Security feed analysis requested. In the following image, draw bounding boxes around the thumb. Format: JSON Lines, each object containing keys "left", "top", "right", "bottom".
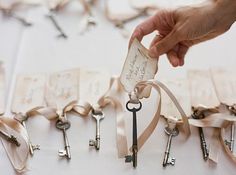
{"left": 149, "top": 29, "right": 181, "bottom": 58}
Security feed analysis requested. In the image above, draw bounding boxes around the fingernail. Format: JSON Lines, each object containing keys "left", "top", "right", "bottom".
{"left": 171, "top": 58, "right": 179, "bottom": 67}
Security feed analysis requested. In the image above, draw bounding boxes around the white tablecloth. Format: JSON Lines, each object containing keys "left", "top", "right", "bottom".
{"left": 0, "top": 1, "right": 236, "bottom": 175}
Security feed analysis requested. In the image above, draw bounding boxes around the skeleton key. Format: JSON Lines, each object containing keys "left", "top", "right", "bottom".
{"left": 192, "top": 112, "right": 209, "bottom": 161}
{"left": 14, "top": 115, "right": 40, "bottom": 155}
{"left": 56, "top": 119, "right": 71, "bottom": 159}
{"left": 2, "top": 10, "right": 32, "bottom": 27}
{"left": 125, "top": 101, "right": 142, "bottom": 168}
{"left": 0, "top": 130, "right": 20, "bottom": 147}
{"left": 225, "top": 105, "right": 236, "bottom": 152}
{"left": 163, "top": 126, "right": 179, "bottom": 167}
{"left": 46, "top": 11, "right": 68, "bottom": 39}
{"left": 89, "top": 109, "right": 104, "bottom": 150}
{"left": 225, "top": 123, "right": 235, "bottom": 152}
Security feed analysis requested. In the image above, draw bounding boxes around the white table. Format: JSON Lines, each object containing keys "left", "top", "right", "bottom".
{"left": 1, "top": 1, "right": 236, "bottom": 175}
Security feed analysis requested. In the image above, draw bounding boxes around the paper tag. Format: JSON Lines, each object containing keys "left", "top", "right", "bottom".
{"left": 161, "top": 79, "right": 191, "bottom": 120}
{"left": 187, "top": 70, "right": 220, "bottom": 108}
{"left": 211, "top": 69, "right": 236, "bottom": 105}
{"left": 46, "top": 69, "right": 79, "bottom": 110}
{"left": 79, "top": 69, "right": 111, "bottom": 107}
{"left": 120, "top": 38, "right": 158, "bottom": 98}
{"left": 0, "top": 63, "right": 5, "bottom": 115}
{"left": 11, "top": 74, "right": 46, "bottom": 114}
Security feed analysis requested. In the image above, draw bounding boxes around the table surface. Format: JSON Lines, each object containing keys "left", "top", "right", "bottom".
{"left": 0, "top": 1, "right": 236, "bottom": 175}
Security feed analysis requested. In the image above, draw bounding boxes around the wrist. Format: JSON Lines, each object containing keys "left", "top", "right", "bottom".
{"left": 215, "top": 0, "right": 236, "bottom": 22}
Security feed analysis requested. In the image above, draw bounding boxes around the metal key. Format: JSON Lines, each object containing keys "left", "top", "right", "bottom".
{"left": 89, "top": 109, "right": 104, "bottom": 150}
{"left": 0, "top": 130, "right": 20, "bottom": 147}
{"left": 22, "top": 121, "right": 40, "bottom": 155}
{"left": 125, "top": 101, "right": 142, "bottom": 168}
{"left": 2, "top": 10, "right": 32, "bottom": 27}
{"left": 225, "top": 123, "right": 235, "bottom": 152}
{"left": 192, "top": 112, "right": 209, "bottom": 161}
{"left": 46, "top": 11, "right": 68, "bottom": 39}
{"left": 163, "top": 126, "right": 179, "bottom": 167}
{"left": 14, "top": 114, "right": 40, "bottom": 155}
{"left": 56, "top": 119, "right": 71, "bottom": 159}
{"left": 225, "top": 105, "right": 236, "bottom": 152}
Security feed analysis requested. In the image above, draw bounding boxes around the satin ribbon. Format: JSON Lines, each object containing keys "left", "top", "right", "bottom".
{"left": 189, "top": 110, "right": 236, "bottom": 164}
{"left": 128, "top": 79, "right": 190, "bottom": 153}
{"left": 0, "top": 116, "right": 29, "bottom": 173}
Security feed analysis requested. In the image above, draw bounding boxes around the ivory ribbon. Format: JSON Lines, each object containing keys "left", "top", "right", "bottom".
{"left": 189, "top": 112, "right": 236, "bottom": 164}
{"left": 0, "top": 116, "right": 29, "bottom": 173}
{"left": 130, "top": 80, "right": 190, "bottom": 152}
{"left": 210, "top": 69, "right": 236, "bottom": 163}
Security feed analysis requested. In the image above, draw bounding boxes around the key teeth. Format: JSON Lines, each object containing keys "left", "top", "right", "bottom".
{"left": 89, "top": 139, "right": 96, "bottom": 146}
{"left": 58, "top": 150, "right": 66, "bottom": 157}
{"left": 125, "top": 155, "right": 132, "bottom": 163}
{"left": 167, "top": 157, "right": 175, "bottom": 166}
{"left": 32, "top": 144, "right": 40, "bottom": 150}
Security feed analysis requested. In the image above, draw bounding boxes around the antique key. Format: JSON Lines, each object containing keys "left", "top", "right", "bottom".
{"left": 89, "top": 109, "right": 104, "bottom": 150}
{"left": 56, "top": 119, "right": 71, "bottom": 159}
{"left": 0, "top": 130, "right": 20, "bottom": 147}
{"left": 225, "top": 105, "right": 236, "bottom": 152}
{"left": 225, "top": 123, "right": 235, "bottom": 152}
{"left": 192, "top": 111, "right": 209, "bottom": 161}
{"left": 14, "top": 114, "right": 40, "bottom": 155}
{"left": 125, "top": 100, "right": 142, "bottom": 168}
{"left": 2, "top": 10, "right": 32, "bottom": 27}
{"left": 163, "top": 125, "right": 179, "bottom": 167}
{"left": 45, "top": 11, "right": 68, "bottom": 39}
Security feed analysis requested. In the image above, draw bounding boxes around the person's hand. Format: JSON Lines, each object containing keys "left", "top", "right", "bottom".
{"left": 130, "top": 0, "right": 236, "bottom": 67}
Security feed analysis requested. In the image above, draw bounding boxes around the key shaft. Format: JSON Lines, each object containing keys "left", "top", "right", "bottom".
{"left": 0, "top": 130, "right": 20, "bottom": 147}
{"left": 46, "top": 12, "right": 68, "bottom": 39}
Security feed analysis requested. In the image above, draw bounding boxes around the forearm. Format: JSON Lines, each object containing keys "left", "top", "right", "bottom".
{"left": 215, "top": 0, "right": 236, "bottom": 22}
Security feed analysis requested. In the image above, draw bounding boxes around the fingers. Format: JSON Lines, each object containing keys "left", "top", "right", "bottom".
{"left": 167, "top": 43, "right": 189, "bottom": 67}
{"left": 167, "top": 50, "right": 179, "bottom": 67}
{"left": 129, "top": 15, "right": 158, "bottom": 48}
{"left": 149, "top": 29, "right": 181, "bottom": 58}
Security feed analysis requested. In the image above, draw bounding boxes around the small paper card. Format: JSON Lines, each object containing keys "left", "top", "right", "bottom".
{"left": 161, "top": 79, "right": 191, "bottom": 120}
{"left": 120, "top": 38, "right": 158, "bottom": 98}
{"left": 11, "top": 74, "right": 46, "bottom": 114}
{"left": 46, "top": 69, "right": 79, "bottom": 110}
{"left": 0, "top": 63, "right": 5, "bottom": 115}
{"left": 211, "top": 69, "right": 236, "bottom": 105}
{"left": 187, "top": 70, "right": 220, "bottom": 108}
{"left": 79, "top": 69, "right": 111, "bottom": 107}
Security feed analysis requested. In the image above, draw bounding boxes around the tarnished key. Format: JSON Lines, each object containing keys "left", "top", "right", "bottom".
{"left": 163, "top": 126, "right": 179, "bottom": 167}
{"left": 225, "top": 105, "right": 236, "bottom": 152}
{"left": 192, "top": 112, "right": 209, "bottom": 161}
{"left": 225, "top": 123, "right": 235, "bottom": 152}
{"left": 46, "top": 11, "right": 68, "bottom": 39}
{"left": 0, "top": 130, "right": 20, "bottom": 147}
{"left": 89, "top": 109, "right": 104, "bottom": 150}
{"left": 125, "top": 101, "right": 142, "bottom": 168}
{"left": 14, "top": 114, "right": 40, "bottom": 155}
{"left": 22, "top": 121, "right": 40, "bottom": 155}
{"left": 56, "top": 119, "right": 71, "bottom": 159}
{"left": 2, "top": 10, "right": 32, "bottom": 27}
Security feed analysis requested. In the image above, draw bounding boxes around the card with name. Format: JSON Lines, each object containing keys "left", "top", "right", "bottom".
{"left": 46, "top": 69, "right": 79, "bottom": 110}
{"left": 79, "top": 69, "right": 111, "bottom": 106}
{"left": 11, "top": 73, "right": 47, "bottom": 114}
{"left": 187, "top": 70, "right": 220, "bottom": 108}
{"left": 211, "top": 69, "right": 236, "bottom": 105}
{"left": 120, "top": 38, "right": 158, "bottom": 98}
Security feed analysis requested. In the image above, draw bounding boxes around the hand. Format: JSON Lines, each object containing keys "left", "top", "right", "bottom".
{"left": 130, "top": 0, "right": 236, "bottom": 67}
